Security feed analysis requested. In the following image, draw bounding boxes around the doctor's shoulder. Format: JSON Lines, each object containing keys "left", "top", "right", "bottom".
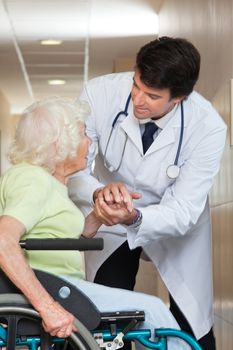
{"left": 82, "top": 72, "right": 134, "bottom": 108}
{"left": 187, "top": 91, "right": 227, "bottom": 131}
{"left": 85, "top": 71, "right": 134, "bottom": 90}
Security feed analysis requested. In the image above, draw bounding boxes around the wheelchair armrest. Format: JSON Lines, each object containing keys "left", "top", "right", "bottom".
{"left": 0, "top": 269, "right": 101, "bottom": 330}
{"left": 0, "top": 237, "right": 104, "bottom": 331}
{"left": 34, "top": 270, "right": 101, "bottom": 330}
{"left": 19, "top": 237, "right": 104, "bottom": 251}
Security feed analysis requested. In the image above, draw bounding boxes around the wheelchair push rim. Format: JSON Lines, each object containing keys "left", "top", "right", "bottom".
{"left": 0, "top": 293, "right": 100, "bottom": 350}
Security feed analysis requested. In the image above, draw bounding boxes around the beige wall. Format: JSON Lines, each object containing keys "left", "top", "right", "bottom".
{"left": 157, "top": 1, "right": 233, "bottom": 348}
{"left": 158, "top": 0, "right": 233, "bottom": 100}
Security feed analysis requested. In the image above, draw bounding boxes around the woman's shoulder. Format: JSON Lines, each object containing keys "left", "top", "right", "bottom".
{"left": 1, "top": 163, "right": 53, "bottom": 189}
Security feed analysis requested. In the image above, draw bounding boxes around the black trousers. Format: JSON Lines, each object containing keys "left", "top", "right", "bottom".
{"left": 169, "top": 295, "right": 216, "bottom": 350}
{"left": 94, "top": 241, "right": 216, "bottom": 350}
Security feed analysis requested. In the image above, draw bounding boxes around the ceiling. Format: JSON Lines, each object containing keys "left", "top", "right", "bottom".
{"left": 0, "top": 0, "right": 162, "bottom": 113}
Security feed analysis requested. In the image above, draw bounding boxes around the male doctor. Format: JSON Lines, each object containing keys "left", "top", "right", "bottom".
{"left": 69, "top": 37, "right": 227, "bottom": 349}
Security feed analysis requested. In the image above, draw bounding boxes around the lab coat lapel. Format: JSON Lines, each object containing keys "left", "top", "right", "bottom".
{"left": 121, "top": 112, "right": 177, "bottom": 156}
{"left": 146, "top": 127, "right": 176, "bottom": 155}
{"left": 119, "top": 103, "right": 184, "bottom": 156}
{"left": 146, "top": 105, "right": 184, "bottom": 156}
{"left": 120, "top": 110, "right": 143, "bottom": 154}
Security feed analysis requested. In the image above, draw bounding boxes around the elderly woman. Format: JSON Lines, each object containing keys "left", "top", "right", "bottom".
{"left": 0, "top": 97, "right": 188, "bottom": 350}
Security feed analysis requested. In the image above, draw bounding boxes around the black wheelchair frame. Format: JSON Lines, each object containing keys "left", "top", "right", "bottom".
{"left": 0, "top": 238, "right": 203, "bottom": 350}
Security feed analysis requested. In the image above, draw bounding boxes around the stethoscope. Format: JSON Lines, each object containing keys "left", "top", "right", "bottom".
{"left": 103, "top": 93, "right": 184, "bottom": 179}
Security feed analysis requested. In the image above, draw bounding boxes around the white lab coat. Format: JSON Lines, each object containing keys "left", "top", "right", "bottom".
{"left": 68, "top": 72, "right": 227, "bottom": 340}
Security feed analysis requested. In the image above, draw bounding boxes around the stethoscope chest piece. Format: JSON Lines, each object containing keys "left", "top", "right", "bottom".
{"left": 166, "top": 164, "right": 180, "bottom": 179}
{"left": 108, "top": 165, "right": 115, "bottom": 172}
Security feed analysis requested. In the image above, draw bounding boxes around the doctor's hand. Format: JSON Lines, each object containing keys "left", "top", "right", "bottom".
{"left": 94, "top": 198, "right": 139, "bottom": 226}
{"left": 93, "top": 182, "right": 141, "bottom": 213}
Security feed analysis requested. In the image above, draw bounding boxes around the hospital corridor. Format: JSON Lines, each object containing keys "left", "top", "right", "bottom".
{"left": 0, "top": 0, "right": 232, "bottom": 349}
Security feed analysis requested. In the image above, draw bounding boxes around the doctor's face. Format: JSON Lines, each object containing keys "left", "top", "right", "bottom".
{"left": 131, "top": 70, "right": 183, "bottom": 120}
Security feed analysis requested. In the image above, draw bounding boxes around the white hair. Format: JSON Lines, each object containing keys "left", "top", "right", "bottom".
{"left": 8, "top": 96, "right": 90, "bottom": 172}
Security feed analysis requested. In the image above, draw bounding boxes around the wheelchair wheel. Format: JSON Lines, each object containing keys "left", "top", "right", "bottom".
{"left": 0, "top": 294, "right": 100, "bottom": 350}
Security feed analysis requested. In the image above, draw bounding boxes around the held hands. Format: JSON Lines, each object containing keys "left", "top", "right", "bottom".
{"left": 39, "top": 299, "right": 77, "bottom": 338}
{"left": 93, "top": 182, "right": 141, "bottom": 226}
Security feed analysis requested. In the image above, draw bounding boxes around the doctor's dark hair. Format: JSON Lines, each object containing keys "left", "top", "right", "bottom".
{"left": 136, "top": 36, "right": 200, "bottom": 98}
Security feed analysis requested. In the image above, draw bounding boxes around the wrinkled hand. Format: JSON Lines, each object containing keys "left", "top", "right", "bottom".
{"left": 93, "top": 183, "right": 141, "bottom": 226}
{"left": 94, "top": 198, "right": 138, "bottom": 226}
{"left": 82, "top": 211, "right": 102, "bottom": 238}
{"left": 94, "top": 182, "right": 141, "bottom": 212}
{"left": 39, "top": 300, "right": 77, "bottom": 338}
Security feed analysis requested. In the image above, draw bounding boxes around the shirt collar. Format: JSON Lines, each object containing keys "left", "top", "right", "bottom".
{"left": 139, "top": 103, "right": 179, "bottom": 130}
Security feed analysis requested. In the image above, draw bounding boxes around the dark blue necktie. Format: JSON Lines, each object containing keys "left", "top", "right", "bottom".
{"left": 142, "top": 122, "right": 158, "bottom": 154}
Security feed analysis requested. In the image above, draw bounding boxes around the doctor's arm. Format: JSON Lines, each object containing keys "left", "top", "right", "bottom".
{"left": 126, "top": 124, "right": 227, "bottom": 248}
{"left": 94, "top": 123, "right": 227, "bottom": 246}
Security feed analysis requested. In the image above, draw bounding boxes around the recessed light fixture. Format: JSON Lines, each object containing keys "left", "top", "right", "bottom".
{"left": 48, "top": 79, "right": 66, "bottom": 85}
{"left": 40, "top": 39, "right": 63, "bottom": 45}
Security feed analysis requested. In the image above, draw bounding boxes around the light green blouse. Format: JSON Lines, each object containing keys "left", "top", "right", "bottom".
{"left": 0, "top": 163, "right": 85, "bottom": 279}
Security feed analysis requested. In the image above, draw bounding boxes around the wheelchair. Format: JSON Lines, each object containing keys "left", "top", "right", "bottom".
{"left": 0, "top": 238, "right": 202, "bottom": 350}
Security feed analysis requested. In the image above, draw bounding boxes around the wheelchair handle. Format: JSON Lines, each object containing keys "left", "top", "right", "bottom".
{"left": 19, "top": 238, "right": 104, "bottom": 251}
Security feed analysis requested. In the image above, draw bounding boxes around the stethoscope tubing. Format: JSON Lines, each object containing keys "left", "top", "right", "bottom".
{"left": 174, "top": 100, "right": 184, "bottom": 166}
{"left": 103, "top": 94, "right": 131, "bottom": 171}
{"left": 112, "top": 93, "right": 131, "bottom": 127}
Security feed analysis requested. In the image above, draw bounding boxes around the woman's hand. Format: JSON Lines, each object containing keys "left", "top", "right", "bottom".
{"left": 93, "top": 183, "right": 141, "bottom": 226}
{"left": 93, "top": 182, "right": 141, "bottom": 213}
{"left": 94, "top": 198, "right": 138, "bottom": 226}
{"left": 39, "top": 300, "right": 77, "bottom": 338}
{"left": 82, "top": 211, "right": 102, "bottom": 238}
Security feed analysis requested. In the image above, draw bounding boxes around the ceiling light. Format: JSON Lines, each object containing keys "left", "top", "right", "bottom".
{"left": 40, "top": 39, "right": 63, "bottom": 45}
{"left": 48, "top": 79, "right": 66, "bottom": 85}
{"left": 89, "top": 4, "right": 159, "bottom": 38}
